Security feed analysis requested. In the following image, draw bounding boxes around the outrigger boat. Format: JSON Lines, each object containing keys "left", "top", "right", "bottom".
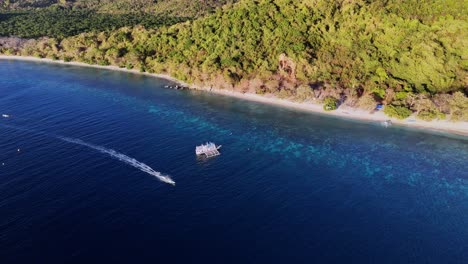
{"left": 195, "top": 142, "right": 222, "bottom": 158}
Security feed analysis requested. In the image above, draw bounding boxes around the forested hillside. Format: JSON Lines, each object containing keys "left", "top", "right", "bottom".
{"left": 0, "top": 0, "right": 237, "bottom": 37}
{"left": 0, "top": 0, "right": 237, "bottom": 16}
{"left": 0, "top": 10, "right": 187, "bottom": 38}
{"left": 1, "top": 0, "right": 467, "bottom": 121}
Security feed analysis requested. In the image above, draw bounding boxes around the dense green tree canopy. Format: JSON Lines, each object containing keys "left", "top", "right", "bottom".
{"left": 1, "top": 0, "right": 467, "bottom": 121}
{"left": 1, "top": 0, "right": 237, "bottom": 17}
{"left": 0, "top": 9, "right": 187, "bottom": 38}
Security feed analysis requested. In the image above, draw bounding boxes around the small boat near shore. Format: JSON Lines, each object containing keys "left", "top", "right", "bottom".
{"left": 382, "top": 120, "right": 392, "bottom": 127}
{"left": 164, "top": 84, "right": 188, "bottom": 90}
{"left": 196, "top": 142, "right": 222, "bottom": 158}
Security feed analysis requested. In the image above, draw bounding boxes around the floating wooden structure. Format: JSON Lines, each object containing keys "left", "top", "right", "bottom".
{"left": 195, "top": 142, "right": 222, "bottom": 158}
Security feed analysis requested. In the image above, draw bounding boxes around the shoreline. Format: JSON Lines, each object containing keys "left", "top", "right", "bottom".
{"left": 1, "top": 55, "right": 467, "bottom": 137}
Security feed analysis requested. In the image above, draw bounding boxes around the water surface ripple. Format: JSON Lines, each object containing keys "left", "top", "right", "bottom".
{"left": 0, "top": 60, "right": 467, "bottom": 263}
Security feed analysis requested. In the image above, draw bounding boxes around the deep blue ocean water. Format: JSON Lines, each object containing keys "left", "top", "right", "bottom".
{"left": 0, "top": 60, "right": 467, "bottom": 263}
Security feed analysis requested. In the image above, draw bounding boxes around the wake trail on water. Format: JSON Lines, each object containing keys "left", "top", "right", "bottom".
{"left": 57, "top": 136, "right": 176, "bottom": 186}
{"left": 0, "top": 124, "right": 175, "bottom": 186}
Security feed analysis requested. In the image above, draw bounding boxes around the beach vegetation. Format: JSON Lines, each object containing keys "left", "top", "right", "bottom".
{"left": 323, "top": 97, "right": 338, "bottom": 111}
{"left": 295, "top": 85, "right": 314, "bottom": 102}
{"left": 395, "top": 92, "right": 409, "bottom": 101}
{"left": 372, "top": 87, "right": 386, "bottom": 100}
{"left": 384, "top": 105, "right": 413, "bottom": 120}
{"left": 357, "top": 94, "right": 378, "bottom": 111}
{"left": 417, "top": 110, "right": 445, "bottom": 121}
{"left": 448, "top": 92, "right": 468, "bottom": 121}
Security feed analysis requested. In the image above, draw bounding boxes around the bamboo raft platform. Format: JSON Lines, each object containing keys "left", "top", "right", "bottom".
{"left": 196, "top": 142, "right": 222, "bottom": 158}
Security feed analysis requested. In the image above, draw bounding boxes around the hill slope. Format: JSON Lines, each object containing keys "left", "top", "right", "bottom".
{"left": 0, "top": 0, "right": 237, "bottom": 38}
{"left": 2, "top": 0, "right": 467, "bottom": 121}
{"left": 0, "top": 0, "right": 237, "bottom": 16}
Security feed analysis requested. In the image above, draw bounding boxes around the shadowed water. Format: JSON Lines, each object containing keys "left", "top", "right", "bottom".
{"left": 1, "top": 60, "right": 467, "bottom": 263}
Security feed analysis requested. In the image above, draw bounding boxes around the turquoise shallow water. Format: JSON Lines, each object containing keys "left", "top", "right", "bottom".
{"left": 0, "top": 60, "right": 467, "bottom": 263}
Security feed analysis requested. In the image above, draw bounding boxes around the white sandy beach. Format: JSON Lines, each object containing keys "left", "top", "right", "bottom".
{"left": 1, "top": 55, "right": 467, "bottom": 137}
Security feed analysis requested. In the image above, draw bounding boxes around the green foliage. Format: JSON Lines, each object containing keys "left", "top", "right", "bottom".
{"left": 384, "top": 105, "right": 413, "bottom": 119}
{"left": 0, "top": 10, "right": 187, "bottom": 38}
{"left": 1, "top": 0, "right": 467, "bottom": 121}
{"left": 295, "top": 85, "right": 313, "bottom": 102}
{"left": 0, "top": 0, "right": 237, "bottom": 17}
{"left": 417, "top": 110, "right": 445, "bottom": 121}
{"left": 448, "top": 92, "right": 468, "bottom": 121}
{"left": 395, "top": 92, "right": 409, "bottom": 100}
{"left": 357, "top": 94, "right": 378, "bottom": 111}
{"left": 371, "top": 87, "right": 386, "bottom": 100}
{"left": 323, "top": 97, "right": 338, "bottom": 111}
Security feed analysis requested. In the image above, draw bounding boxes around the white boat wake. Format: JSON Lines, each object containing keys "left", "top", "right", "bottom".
{"left": 0, "top": 123, "right": 175, "bottom": 186}
{"left": 57, "top": 136, "right": 175, "bottom": 186}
